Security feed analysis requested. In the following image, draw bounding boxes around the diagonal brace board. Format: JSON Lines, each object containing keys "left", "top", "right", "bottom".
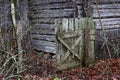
{"left": 57, "top": 36, "right": 81, "bottom": 60}
{"left": 59, "top": 34, "right": 83, "bottom": 64}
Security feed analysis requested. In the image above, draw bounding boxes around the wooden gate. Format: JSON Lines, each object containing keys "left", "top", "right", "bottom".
{"left": 55, "top": 18, "right": 95, "bottom": 71}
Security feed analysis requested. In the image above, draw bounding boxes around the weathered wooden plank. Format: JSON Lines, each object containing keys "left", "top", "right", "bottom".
{"left": 92, "top": 0, "right": 120, "bottom": 4}
{"left": 93, "top": 3, "right": 120, "bottom": 9}
{"left": 32, "top": 44, "right": 56, "bottom": 53}
{"left": 32, "top": 40, "right": 56, "bottom": 47}
{"left": 62, "top": 18, "right": 69, "bottom": 32}
{"left": 96, "top": 24, "right": 120, "bottom": 30}
{"left": 31, "top": 24, "right": 55, "bottom": 30}
{"left": 31, "top": 29, "right": 55, "bottom": 35}
{"left": 31, "top": 34, "right": 55, "bottom": 42}
{"left": 96, "top": 29, "right": 120, "bottom": 44}
{"left": 31, "top": 9, "right": 74, "bottom": 18}
{"left": 93, "top": 9, "right": 120, "bottom": 18}
{"left": 30, "top": 2, "right": 80, "bottom": 10}
{"left": 30, "top": 0, "right": 67, "bottom": 5}
{"left": 94, "top": 18, "right": 120, "bottom": 29}
{"left": 69, "top": 18, "right": 74, "bottom": 31}
{"left": 61, "top": 30, "right": 82, "bottom": 38}
{"left": 31, "top": 18, "right": 55, "bottom": 24}
{"left": 31, "top": 40, "right": 56, "bottom": 53}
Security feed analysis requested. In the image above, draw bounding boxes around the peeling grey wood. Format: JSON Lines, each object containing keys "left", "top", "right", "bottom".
{"left": 31, "top": 9, "right": 74, "bottom": 18}
{"left": 30, "top": 2, "right": 80, "bottom": 10}
{"left": 95, "top": 24, "right": 120, "bottom": 29}
{"left": 31, "top": 34, "right": 55, "bottom": 42}
{"left": 93, "top": 9, "right": 120, "bottom": 18}
{"left": 30, "top": 18, "right": 55, "bottom": 24}
{"left": 33, "top": 44, "right": 56, "bottom": 53}
{"left": 96, "top": 29, "right": 120, "bottom": 44}
{"left": 32, "top": 40, "right": 56, "bottom": 53}
{"left": 56, "top": 18, "right": 83, "bottom": 70}
{"left": 30, "top": 0, "right": 68, "bottom": 5}
{"left": 32, "top": 24, "right": 55, "bottom": 30}
{"left": 29, "top": 0, "right": 82, "bottom": 53}
{"left": 94, "top": 18, "right": 120, "bottom": 29}
{"left": 31, "top": 29, "right": 55, "bottom": 35}
{"left": 93, "top": 3, "right": 120, "bottom": 9}
{"left": 32, "top": 40, "right": 56, "bottom": 47}
{"left": 92, "top": 0, "right": 120, "bottom": 4}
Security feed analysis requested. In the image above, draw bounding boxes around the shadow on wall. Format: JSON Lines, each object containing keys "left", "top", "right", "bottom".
{"left": 95, "top": 28, "right": 120, "bottom": 60}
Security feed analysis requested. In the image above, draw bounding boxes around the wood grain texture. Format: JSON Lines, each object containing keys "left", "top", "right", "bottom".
{"left": 31, "top": 34, "right": 55, "bottom": 42}
{"left": 30, "top": 2, "right": 80, "bottom": 10}
{"left": 93, "top": 9, "right": 120, "bottom": 18}
{"left": 30, "top": 0, "right": 67, "bottom": 5}
{"left": 31, "top": 40, "right": 56, "bottom": 53}
{"left": 94, "top": 18, "right": 120, "bottom": 29}
{"left": 29, "top": 0, "right": 82, "bottom": 53}
{"left": 92, "top": 0, "right": 120, "bottom": 4}
{"left": 31, "top": 9, "right": 74, "bottom": 18}
{"left": 93, "top": 3, "right": 120, "bottom": 9}
{"left": 56, "top": 18, "right": 83, "bottom": 71}
{"left": 31, "top": 29, "right": 55, "bottom": 35}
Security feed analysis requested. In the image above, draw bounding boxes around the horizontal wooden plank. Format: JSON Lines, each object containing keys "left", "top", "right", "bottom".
{"left": 30, "top": 2, "right": 81, "bottom": 10}
{"left": 93, "top": 3, "right": 120, "bottom": 9}
{"left": 94, "top": 18, "right": 120, "bottom": 29}
{"left": 30, "top": 18, "right": 55, "bottom": 24}
{"left": 92, "top": 0, "right": 120, "bottom": 4}
{"left": 95, "top": 24, "right": 120, "bottom": 29}
{"left": 31, "top": 29, "right": 55, "bottom": 35}
{"left": 33, "top": 45, "right": 56, "bottom": 53}
{"left": 96, "top": 29, "right": 120, "bottom": 43}
{"left": 93, "top": 9, "right": 120, "bottom": 18}
{"left": 32, "top": 40, "right": 56, "bottom": 47}
{"left": 30, "top": 0, "right": 67, "bottom": 5}
{"left": 30, "top": 9, "right": 75, "bottom": 18}
{"left": 31, "top": 40, "right": 56, "bottom": 53}
{"left": 30, "top": 23, "right": 55, "bottom": 30}
{"left": 31, "top": 34, "right": 55, "bottom": 42}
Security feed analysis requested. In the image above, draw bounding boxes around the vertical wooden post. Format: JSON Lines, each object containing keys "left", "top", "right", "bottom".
{"left": 80, "top": 18, "right": 95, "bottom": 66}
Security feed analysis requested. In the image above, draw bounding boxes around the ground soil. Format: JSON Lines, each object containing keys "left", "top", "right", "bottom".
{"left": 22, "top": 53, "right": 120, "bottom": 80}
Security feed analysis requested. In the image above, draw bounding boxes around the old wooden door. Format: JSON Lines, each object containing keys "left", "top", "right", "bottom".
{"left": 55, "top": 18, "right": 83, "bottom": 71}
{"left": 55, "top": 18, "right": 95, "bottom": 71}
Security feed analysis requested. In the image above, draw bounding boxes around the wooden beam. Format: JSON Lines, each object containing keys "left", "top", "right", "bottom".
{"left": 93, "top": 9, "right": 120, "bottom": 18}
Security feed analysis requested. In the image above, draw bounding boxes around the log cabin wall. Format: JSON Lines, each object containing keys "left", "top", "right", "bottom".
{"left": 29, "top": 0, "right": 82, "bottom": 53}
{"left": 29, "top": 0, "right": 120, "bottom": 54}
{"left": 92, "top": 0, "right": 120, "bottom": 29}
{"left": 91, "top": 0, "right": 120, "bottom": 59}
{"left": 0, "top": 0, "right": 119, "bottom": 55}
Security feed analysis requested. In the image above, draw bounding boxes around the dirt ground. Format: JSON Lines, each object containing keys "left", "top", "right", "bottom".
{"left": 22, "top": 53, "right": 120, "bottom": 80}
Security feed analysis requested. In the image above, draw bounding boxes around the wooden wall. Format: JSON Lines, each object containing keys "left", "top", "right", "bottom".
{"left": 91, "top": 0, "right": 120, "bottom": 43}
{"left": 29, "top": 0, "right": 82, "bottom": 53}
{"left": 29, "top": 0, "right": 120, "bottom": 54}
{"left": 91, "top": 0, "right": 120, "bottom": 58}
{"left": 92, "top": 0, "right": 120, "bottom": 29}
